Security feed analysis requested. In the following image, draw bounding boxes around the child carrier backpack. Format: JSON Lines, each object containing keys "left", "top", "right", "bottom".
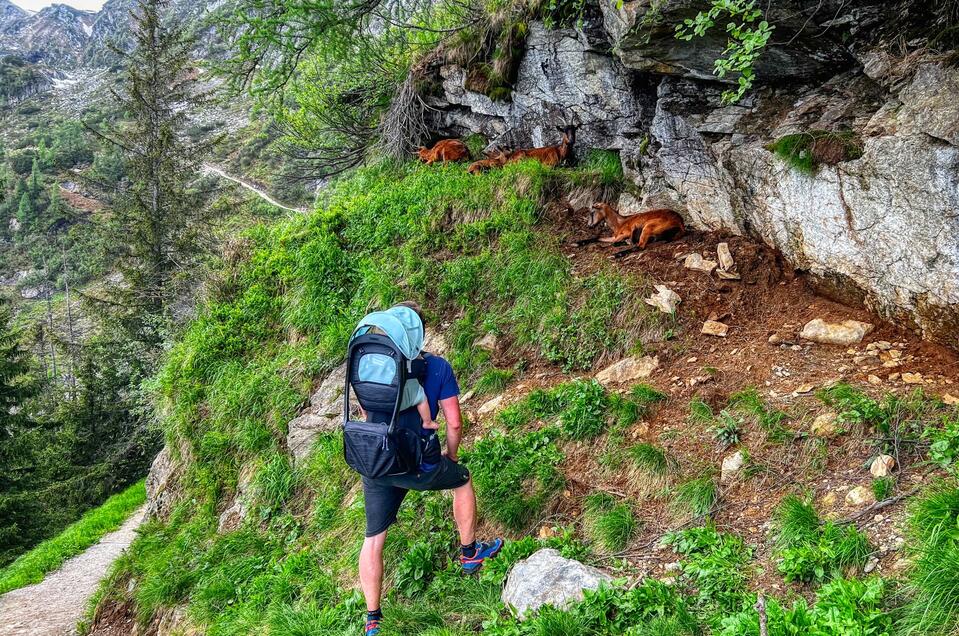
{"left": 342, "top": 331, "right": 426, "bottom": 478}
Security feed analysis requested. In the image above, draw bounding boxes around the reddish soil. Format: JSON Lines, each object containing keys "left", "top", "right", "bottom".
{"left": 463, "top": 214, "right": 958, "bottom": 597}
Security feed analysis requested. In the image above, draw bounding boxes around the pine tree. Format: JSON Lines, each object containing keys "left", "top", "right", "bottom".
{"left": 16, "top": 192, "right": 31, "bottom": 232}
{"left": 90, "top": 0, "right": 214, "bottom": 352}
{"left": 0, "top": 296, "right": 41, "bottom": 563}
{"left": 28, "top": 157, "right": 41, "bottom": 199}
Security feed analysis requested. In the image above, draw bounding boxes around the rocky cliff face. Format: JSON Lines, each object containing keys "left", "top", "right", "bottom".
{"left": 430, "top": 1, "right": 959, "bottom": 348}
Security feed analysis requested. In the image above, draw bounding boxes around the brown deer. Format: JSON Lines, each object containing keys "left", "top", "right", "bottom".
{"left": 417, "top": 139, "right": 469, "bottom": 165}
{"left": 586, "top": 202, "right": 686, "bottom": 255}
{"left": 507, "top": 126, "right": 576, "bottom": 167}
{"left": 467, "top": 149, "right": 510, "bottom": 174}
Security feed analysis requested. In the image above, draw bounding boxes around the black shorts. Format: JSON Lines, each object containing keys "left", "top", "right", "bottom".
{"left": 361, "top": 457, "right": 471, "bottom": 537}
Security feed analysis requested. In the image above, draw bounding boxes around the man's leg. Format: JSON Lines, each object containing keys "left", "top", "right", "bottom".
{"left": 359, "top": 530, "right": 387, "bottom": 612}
{"left": 452, "top": 478, "right": 476, "bottom": 546}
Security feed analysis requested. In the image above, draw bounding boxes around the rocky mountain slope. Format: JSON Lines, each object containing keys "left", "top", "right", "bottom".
{"left": 0, "top": 0, "right": 221, "bottom": 70}
{"left": 0, "top": 3, "right": 96, "bottom": 67}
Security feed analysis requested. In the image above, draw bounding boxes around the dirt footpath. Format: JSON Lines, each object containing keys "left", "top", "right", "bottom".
{"left": 0, "top": 508, "right": 144, "bottom": 636}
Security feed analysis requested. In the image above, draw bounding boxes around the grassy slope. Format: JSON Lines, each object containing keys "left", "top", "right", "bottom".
{"left": 0, "top": 480, "right": 145, "bottom": 595}
{"left": 87, "top": 160, "right": 959, "bottom": 636}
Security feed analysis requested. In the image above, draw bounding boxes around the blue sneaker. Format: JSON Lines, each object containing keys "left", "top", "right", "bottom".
{"left": 460, "top": 538, "right": 504, "bottom": 574}
{"left": 365, "top": 617, "right": 381, "bottom": 636}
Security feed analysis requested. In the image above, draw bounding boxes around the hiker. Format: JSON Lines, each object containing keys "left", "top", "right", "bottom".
{"left": 348, "top": 302, "right": 503, "bottom": 636}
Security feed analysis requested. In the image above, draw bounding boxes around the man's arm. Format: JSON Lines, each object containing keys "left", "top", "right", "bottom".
{"left": 439, "top": 395, "right": 463, "bottom": 461}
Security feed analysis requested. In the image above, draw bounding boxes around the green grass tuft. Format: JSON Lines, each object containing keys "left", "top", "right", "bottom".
{"left": 473, "top": 367, "right": 515, "bottom": 396}
{"left": 872, "top": 476, "right": 895, "bottom": 501}
{"left": 688, "top": 396, "right": 714, "bottom": 424}
{"left": 671, "top": 477, "right": 718, "bottom": 517}
{"left": 584, "top": 492, "right": 638, "bottom": 552}
{"left": 629, "top": 443, "right": 676, "bottom": 475}
{"left": 899, "top": 480, "right": 959, "bottom": 635}
{"left": 768, "top": 130, "right": 863, "bottom": 174}
{"left": 0, "top": 480, "right": 145, "bottom": 595}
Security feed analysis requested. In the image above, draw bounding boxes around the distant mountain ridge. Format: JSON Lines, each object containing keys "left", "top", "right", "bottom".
{"left": 0, "top": 0, "right": 223, "bottom": 69}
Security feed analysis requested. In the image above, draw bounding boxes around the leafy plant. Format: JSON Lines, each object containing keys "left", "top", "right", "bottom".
{"left": 718, "top": 576, "right": 891, "bottom": 636}
{"left": 772, "top": 495, "right": 870, "bottom": 583}
{"left": 928, "top": 411, "right": 959, "bottom": 472}
{"left": 558, "top": 379, "right": 609, "bottom": 439}
{"left": 675, "top": 0, "right": 774, "bottom": 103}
{"left": 663, "top": 524, "right": 752, "bottom": 616}
{"left": 395, "top": 541, "right": 441, "bottom": 597}
{"left": 463, "top": 428, "right": 564, "bottom": 530}
{"left": 710, "top": 410, "right": 742, "bottom": 449}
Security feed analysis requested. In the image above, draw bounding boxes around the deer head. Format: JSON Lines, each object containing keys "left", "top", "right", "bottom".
{"left": 587, "top": 202, "right": 607, "bottom": 228}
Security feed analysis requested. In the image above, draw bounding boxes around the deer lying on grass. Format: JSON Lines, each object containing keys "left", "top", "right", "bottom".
{"left": 583, "top": 202, "right": 686, "bottom": 257}
{"left": 507, "top": 126, "right": 576, "bottom": 167}
{"left": 467, "top": 149, "right": 509, "bottom": 174}
{"left": 417, "top": 139, "right": 469, "bottom": 165}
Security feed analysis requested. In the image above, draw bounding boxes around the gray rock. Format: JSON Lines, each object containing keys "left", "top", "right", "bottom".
{"left": 595, "top": 355, "right": 658, "bottom": 384}
{"left": 434, "top": 22, "right": 644, "bottom": 154}
{"left": 898, "top": 64, "right": 959, "bottom": 146}
{"left": 599, "top": 0, "right": 854, "bottom": 84}
{"left": 721, "top": 450, "right": 745, "bottom": 483}
{"left": 217, "top": 463, "right": 256, "bottom": 532}
{"left": 287, "top": 362, "right": 347, "bottom": 464}
{"left": 800, "top": 319, "right": 874, "bottom": 346}
{"left": 145, "top": 446, "right": 178, "bottom": 521}
{"left": 502, "top": 548, "right": 612, "bottom": 619}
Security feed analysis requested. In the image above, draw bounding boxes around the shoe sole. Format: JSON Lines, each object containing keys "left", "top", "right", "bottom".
{"left": 461, "top": 541, "right": 504, "bottom": 575}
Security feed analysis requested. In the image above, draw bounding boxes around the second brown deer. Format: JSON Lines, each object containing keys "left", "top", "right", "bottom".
{"left": 507, "top": 126, "right": 576, "bottom": 167}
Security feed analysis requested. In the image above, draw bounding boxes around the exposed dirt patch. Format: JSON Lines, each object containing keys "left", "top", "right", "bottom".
{"left": 464, "top": 217, "right": 958, "bottom": 596}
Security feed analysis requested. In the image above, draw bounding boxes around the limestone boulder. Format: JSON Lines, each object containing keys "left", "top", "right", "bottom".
{"left": 502, "top": 548, "right": 612, "bottom": 619}
{"left": 145, "top": 445, "right": 179, "bottom": 521}
{"left": 287, "top": 362, "right": 347, "bottom": 464}
{"left": 800, "top": 319, "right": 874, "bottom": 346}
{"left": 595, "top": 356, "right": 659, "bottom": 385}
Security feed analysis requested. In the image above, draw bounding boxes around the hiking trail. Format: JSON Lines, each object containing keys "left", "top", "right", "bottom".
{"left": 201, "top": 164, "right": 307, "bottom": 213}
{"left": 0, "top": 508, "right": 145, "bottom": 636}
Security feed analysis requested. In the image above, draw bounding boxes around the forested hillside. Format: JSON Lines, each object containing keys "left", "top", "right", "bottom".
{"left": 1, "top": 1, "right": 959, "bottom": 635}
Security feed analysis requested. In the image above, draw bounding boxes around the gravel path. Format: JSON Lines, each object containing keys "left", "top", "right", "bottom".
{"left": 0, "top": 508, "right": 145, "bottom": 636}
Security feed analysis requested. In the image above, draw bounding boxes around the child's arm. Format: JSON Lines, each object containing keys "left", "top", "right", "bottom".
{"left": 417, "top": 397, "right": 438, "bottom": 430}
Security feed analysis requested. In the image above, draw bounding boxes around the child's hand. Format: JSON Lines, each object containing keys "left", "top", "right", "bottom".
{"left": 422, "top": 420, "right": 440, "bottom": 430}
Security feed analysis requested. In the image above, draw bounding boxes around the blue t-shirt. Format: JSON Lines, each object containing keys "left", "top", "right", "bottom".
{"left": 421, "top": 354, "right": 460, "bottom": 419}
{"left": 395, "top": 353, "right": 459, "bottom": 472}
